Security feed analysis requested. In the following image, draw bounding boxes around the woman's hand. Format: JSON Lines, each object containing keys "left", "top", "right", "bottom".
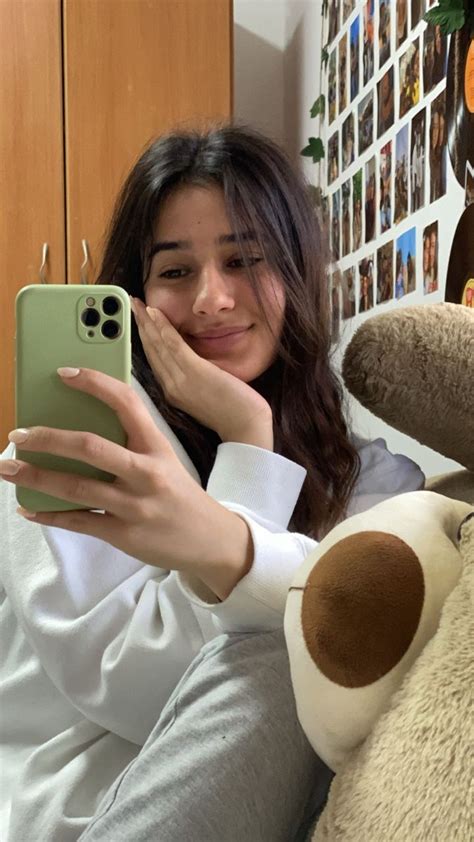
{"left": 2, "top": 368, "right": 253, "bottom": 599}
{"left": 131, "top": 297, "right": 274, "bottom": 450}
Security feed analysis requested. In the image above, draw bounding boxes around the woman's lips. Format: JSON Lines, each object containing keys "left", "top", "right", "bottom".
{"left": 187, "top": 326, "right": 252, "bottom": 352}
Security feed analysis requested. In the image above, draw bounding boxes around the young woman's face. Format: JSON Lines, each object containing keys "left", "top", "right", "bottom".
{"left": 430, "top": 231, "right": 437, "bottom": 270}
{"left": 423, "top": 235, "right": 430, "bottom": 273}
{"left": 143, "top": 185, "right": 286, "bottom": 383}
{"left": 431, "top": 112, "right": 439, "bottom": 148}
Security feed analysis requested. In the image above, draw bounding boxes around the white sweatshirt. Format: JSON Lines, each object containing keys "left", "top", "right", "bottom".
{"left": 0, "top": 375, "right": 425, "bottom": 841}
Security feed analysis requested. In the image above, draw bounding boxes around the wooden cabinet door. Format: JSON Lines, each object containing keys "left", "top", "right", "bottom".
{"left": 0, "top": 0, "right": 65, "bottom": 449}
{"left": 63, "top": 0, "right": 233, "bottom": 285}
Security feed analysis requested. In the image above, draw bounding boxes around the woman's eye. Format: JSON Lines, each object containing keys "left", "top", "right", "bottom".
{"left": 228, "top": 256, "right": 263, "bottom": 269}
{"left": 159, "top": 268, "right": 188, "bottom": 279}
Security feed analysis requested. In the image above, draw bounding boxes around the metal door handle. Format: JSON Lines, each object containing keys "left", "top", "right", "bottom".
{"left": 39, "top": 243, "right": 49, "bottom": 284}
{"left": 80, "top": 239, "right": 90, "bottom": 285}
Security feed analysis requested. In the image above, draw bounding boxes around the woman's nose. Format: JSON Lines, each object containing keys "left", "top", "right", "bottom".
{"left": 192, "top": 266, "right": 235, "bottom": 314}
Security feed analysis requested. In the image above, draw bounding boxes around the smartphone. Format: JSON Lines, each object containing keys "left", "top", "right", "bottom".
{"left": 15, "top": 284, "right": 131, "bottom": 512}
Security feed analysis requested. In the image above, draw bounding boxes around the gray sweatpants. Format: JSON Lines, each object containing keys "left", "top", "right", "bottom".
{"left": 78, "top": 629, "right": 334, "bottom": 842}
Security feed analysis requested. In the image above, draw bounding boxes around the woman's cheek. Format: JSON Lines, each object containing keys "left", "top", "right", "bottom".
{"left": 145, "top": 290, "right": 182, "bottom": 329}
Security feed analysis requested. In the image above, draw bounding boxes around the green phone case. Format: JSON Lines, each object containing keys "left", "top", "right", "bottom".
{"left": 15, "top": 284, "right": 131, "bottom": 512}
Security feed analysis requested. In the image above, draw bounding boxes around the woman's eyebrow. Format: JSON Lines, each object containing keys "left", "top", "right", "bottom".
{"left": 149, "top": 230, "right": 258, "bottom": 260}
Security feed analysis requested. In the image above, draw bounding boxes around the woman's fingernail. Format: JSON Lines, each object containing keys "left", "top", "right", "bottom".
{"left": 146, "top": 306, "right": 157, "bottom": 322}
{"left": 57, "top": 367, "right": 80, "bottom": 378}
{"left": 16, "top": 506, "right": 37, "bottom": 519}
{"left": 0, "top": 460, "right": 21, "bottom": 476}
{"left": 129, "top": 296, "right": 137, "bottom": 315}
{"left": 8, "top": 428, "right": 30, "bottom": 444}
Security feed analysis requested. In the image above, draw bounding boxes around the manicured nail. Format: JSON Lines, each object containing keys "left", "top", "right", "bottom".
{"left": 129, "top": 296, "right": 137, "bottom": 315}
{"left": 146, "top": 306, "right": 157, "bottom": 322}
{"left": 0, "top": 460, "right": 21, "bottom": 476}
{"left": 8, "top": 428, "right": 30, "bottom": 444}
{"left": 57, "top": 367, "right": 80, "bottom": 377}
{"left": 16, "top": 506, "right": 37, "bottom": 519}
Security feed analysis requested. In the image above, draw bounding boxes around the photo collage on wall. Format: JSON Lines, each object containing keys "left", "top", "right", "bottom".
{"left": 325, "top": 0, "right": 448, "bottom": 332}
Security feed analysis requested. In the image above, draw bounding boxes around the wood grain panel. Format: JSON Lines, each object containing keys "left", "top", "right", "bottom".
{"left": 64, "top": 0, "right": 233, "bottom": 285}
{"left": 0, "top": 0, "right": 65, "bottom": 448}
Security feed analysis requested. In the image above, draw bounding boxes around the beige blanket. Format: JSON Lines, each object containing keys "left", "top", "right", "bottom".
{"left": 313, "top": 515, "right": 474, "bottom": 841}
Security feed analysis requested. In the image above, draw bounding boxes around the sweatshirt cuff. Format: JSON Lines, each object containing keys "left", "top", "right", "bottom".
{"left": 206, "top": 442, "right": 307, "bottom": 530}
{"left": 176, "top": 506, "right": 318, "bottom": 632}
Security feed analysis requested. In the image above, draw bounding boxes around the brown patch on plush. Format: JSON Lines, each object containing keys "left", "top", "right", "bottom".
{"left": 342, "top": 304, "right": 474, "bottom": 470}
{"left": 301, "top": 532, "right": 424, "bottom": 688}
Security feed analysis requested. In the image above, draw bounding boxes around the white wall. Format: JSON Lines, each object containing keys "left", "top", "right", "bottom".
{"left": 233, "top": 0, "right": 462, "bottom": 479}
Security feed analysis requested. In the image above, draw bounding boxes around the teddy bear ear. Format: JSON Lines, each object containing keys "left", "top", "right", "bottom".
{"left": 284, "top": 491, "right": 470, "bottom": 772}
{"left": 342, "top": 303, "right": 474, "bottom": 471}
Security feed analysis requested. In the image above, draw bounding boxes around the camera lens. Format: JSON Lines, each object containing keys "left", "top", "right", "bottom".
{"left": 102, "top": 296, "right": 120, "bottom": 316}
{"left": 101, "top": 320, "right": 121, "bottom": 339}
{"left": 81, "top": 308, "right": 101, "bottom": 327}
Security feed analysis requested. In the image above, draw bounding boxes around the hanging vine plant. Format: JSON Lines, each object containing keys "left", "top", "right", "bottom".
{"left": 300, "top": 0, "right": 330, "bottom": 172}
{"left": 424, "top": 0, "right": 474, "bottom": 36}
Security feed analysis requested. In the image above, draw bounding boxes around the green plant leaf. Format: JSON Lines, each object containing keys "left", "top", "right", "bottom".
{"left": 310, "top": 94, "right": 326, "bottom": 118}
{"left": 321, "top": 46, "right": 330, "bottom": 70}
{"left": 424, "top": 3, "right": 465, "bottom": 33}
{"left": 301, "top": 137, "right": 325, "bottom": 163}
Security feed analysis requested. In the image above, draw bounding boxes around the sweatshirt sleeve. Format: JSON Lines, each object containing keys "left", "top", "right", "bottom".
{"left": 0, "top": 440, "right": 208, "bottom": 747}
{"left": 177, "top": 438, "right": 425, "bottom": 632}
{"left": 0, "top": 435, "right": 306, "bottom": 745}
{"left": 206, "top": 441, "right": 307, "bottom": 530}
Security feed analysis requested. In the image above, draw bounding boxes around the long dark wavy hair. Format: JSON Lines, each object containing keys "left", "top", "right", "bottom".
{"left": 96, "top": 123, "right": 360, "bottom": 539}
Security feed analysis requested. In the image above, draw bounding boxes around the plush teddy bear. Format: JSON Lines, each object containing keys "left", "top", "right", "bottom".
{"left": 284, "top": 303, "right": 474, "bottom": 841}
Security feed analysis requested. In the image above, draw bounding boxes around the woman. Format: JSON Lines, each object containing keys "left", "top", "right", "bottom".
{"left": 0, "top": 124, "right": 424, "bottom": 842}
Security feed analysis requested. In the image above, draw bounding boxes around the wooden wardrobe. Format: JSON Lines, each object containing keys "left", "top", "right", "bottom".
{"left": 0, "top": 0, "right": 233, "bottom": 448}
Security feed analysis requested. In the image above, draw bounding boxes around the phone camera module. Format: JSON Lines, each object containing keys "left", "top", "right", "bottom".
{"left": 81, "top": 308, "right": 101, "bottom": 327}
{"left": 101, "top": 319, "right": 121, "bottom": 340}
{"left": 102, "top": 296, "right": 121, "bottom": 316}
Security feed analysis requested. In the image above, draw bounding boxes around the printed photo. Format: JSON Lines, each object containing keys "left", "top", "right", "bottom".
{"left": 411, "top": 108, "right": 426, "bottom": 212}
{"left": 363, "top": 0, "right": 375, "bottom": 87}
{"left": 397, "top": 0, "right": 408, "bottom": 48}
{"left": 465, "top": 163, "right": 474, "bottom": 206}
{"left": 353, "top": 168, "right": 363, "bottom": 250}
{"left": 379, "top": 0, "right": 391, "bottom": 68}
{"left": 423, "top": 221, "right": 439, "bottom": 294}
{"left": 377, "top": 241, "right": 394, "bottom": 303}
{"left": 377, "top": 65, "right": 395, "bottom": 138}
{"left": 329, "top": 0, "right": 341, "bottom": 44}
{"left": 329, "top": 49, "right": 337, "bottom": 124}
{"left": 342, "top": 180, "right": 351, "bottom": 256}
{"left": 328, "top": 131, "right": 339, "bottom": 185}
{"left": 342, "top": 267, "right": 356, "bottom": 318}
{"left": 429, "top": 90, "right": 447, "bottom": 201}
{"left": 350, "top": 16, "right": 360, "bottom": 102}
{"left": 395, "top": 227, "right": 416, "bottom": 299}
{"left": 342, "top": 112, "right": 356, "bottom": 169}
{"left": 411, "top": 0, "right": 425, "bottom": 29}
{"left": 423, "top": 23, "right": 446, "bottom": 93}
{"left": 400, "top": 38, "right": 420, "bottom": 119}
{"left": 359, "top": 256, "right": 374, "bottom": 312}
{"left": 331, "top": 189, "right": 341, "bottom": 261}
{"left": 395, "top": 124, "right": 409, "bottom": 223}
{"left": 365, "top": 156, "right": 376, "bottom": 243}
{"left": 331, "top": 271, "right": 342, "bottom": 340}
{"left": 380, "top": 141, "right": 392, "bottom": 232}
{"left": 358, "top": 90, "right": 374, "bottom": 154}
{"left": 339, "top": 35, "right": 348, "bottom": 115}
{"left": 343, "top": 0, "right": 355, "bottom": 23}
